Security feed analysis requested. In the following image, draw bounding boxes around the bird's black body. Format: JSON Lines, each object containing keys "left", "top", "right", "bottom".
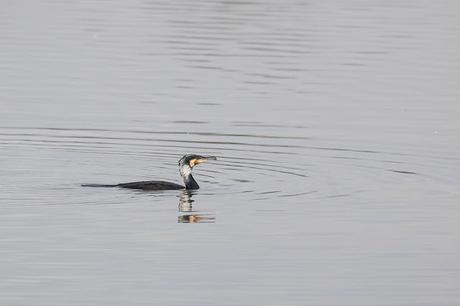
{"left": 119, "top": 181, "right": 185, "bottom": 190}
{"left": 82, "top": 154, "right": 216, "bottom": 191}
{"left": 82, "top": 181, "right": 184, "bottom": 190}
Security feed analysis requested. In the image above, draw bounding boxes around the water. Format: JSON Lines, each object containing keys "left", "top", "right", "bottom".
{"left": 1, "top": 1, "right": 460, "bottom": 305}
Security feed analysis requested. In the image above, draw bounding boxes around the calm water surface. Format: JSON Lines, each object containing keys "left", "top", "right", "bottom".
{"left": 1, "top": 1, "right": 460, "bottom": 305}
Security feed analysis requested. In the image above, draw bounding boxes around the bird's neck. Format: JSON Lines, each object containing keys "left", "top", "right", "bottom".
{"left": 183, "top": 173, "right": 199, "bottom": 190}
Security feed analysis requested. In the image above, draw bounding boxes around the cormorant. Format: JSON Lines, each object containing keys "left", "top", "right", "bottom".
{"left": 82, "top": 154, "right": 217, "bottom": 190}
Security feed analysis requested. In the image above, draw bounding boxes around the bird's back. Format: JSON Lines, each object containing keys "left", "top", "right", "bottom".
{"left": 117, "top": 180, "right": 184, "bottom": 190}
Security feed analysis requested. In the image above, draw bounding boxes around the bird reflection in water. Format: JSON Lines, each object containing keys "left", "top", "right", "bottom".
{"left": 178, "top": 190, "right": 215, "bottom": 223}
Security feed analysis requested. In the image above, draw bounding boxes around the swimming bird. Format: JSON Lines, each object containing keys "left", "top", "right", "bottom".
{"left": 82, "top": 154, "right": 217, "bottom": 190}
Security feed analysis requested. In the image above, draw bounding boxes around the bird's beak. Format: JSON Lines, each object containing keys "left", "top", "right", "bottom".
{"left": 190, "top": 156, "right": 217, "bottom": 167}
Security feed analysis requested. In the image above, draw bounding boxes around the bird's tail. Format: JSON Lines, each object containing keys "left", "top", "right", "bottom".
{"left": 81, "top": 184, "right": 119, "bottom": 187}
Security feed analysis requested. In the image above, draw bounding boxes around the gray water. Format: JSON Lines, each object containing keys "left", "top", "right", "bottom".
{"left": 1, "top": 1, "right": 460, "bottom": 305}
